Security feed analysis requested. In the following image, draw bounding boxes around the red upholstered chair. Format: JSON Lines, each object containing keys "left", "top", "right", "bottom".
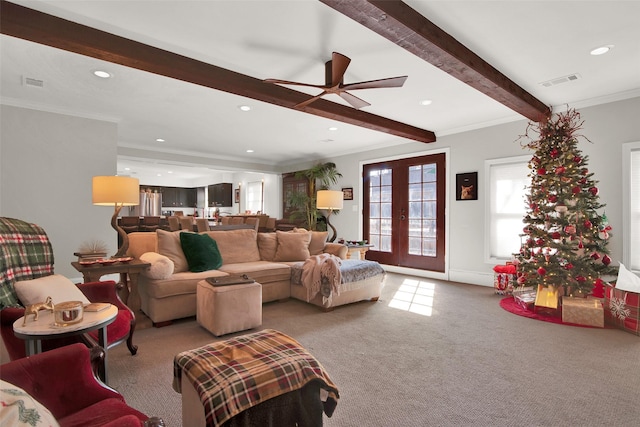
{"left": 0, "top": 343, "right": 163, "bottom": 426}
{"left": 0, "top": 217, "right": 137, "bottom": 360}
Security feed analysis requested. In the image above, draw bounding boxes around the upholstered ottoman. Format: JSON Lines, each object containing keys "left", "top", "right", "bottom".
{"left": 196, "top": 280, "right": 262, "bottom": 336}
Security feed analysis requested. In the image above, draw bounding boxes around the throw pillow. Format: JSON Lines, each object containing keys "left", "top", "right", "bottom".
{"left": 309, "top": 231, "right": 329, "bottom": 255}
{"left": 0, "top": 380, "right": 60, "bottom": 427}
{"left": 204, "top": 229, "right": 260, "bottom": 264}
{"left": 274, "top": 230, "right": 311, "bottom": 262}
{"left": 14, "top": 274, "right": 90, "bottom": 306}
{"left": 257, "top": 232, "right": 278, "bottom": 261}
{"left": 139, "top": 252, "right": 174, "bottom": 280}
{"left": 179, "top": 232, "right": 223, "bottom": 272}
{"left": 157, "top": 229, "right": 189, "bottom": 273}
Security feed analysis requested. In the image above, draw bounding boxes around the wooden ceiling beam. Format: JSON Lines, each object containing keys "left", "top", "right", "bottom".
{"left": 0, "top": 0, "right": 436, "bottom": 143}
{"left": 321, "top": 0, "right": 550, "bottom": 122}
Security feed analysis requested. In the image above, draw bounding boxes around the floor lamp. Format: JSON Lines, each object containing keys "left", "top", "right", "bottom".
{"left": 316, "top": 190, "right": 343, "bottom": 243}
{"left": 93, "top": 176, "right": 140, "bottom": 258}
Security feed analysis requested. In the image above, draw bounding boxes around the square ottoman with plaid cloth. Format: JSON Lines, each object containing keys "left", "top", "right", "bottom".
{"left": 173, "top": 329, "right": 339, "bottom": 426}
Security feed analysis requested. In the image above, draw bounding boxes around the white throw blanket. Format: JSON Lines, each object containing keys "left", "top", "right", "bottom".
{"left": 301, "top": 254, "right": 343, "bottom": 306}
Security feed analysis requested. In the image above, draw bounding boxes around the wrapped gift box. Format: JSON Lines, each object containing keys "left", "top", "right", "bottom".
{"left": 513, "top": 287, "right": 536, "bottom": 311}
{"left": 604, "top": 284, "right": 640, "bottom": 336}
{"left": 562, "top": 296, "right": 604, "bottom": 327}
{"left": 493, "top": 264, "right": 517, "bottom": 295}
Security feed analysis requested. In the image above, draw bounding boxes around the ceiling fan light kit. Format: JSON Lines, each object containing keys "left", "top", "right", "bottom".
{"left": 265, "top": 51, "right": 407, "bottom": 109}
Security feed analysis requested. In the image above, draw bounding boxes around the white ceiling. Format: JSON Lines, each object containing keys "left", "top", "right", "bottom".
{"left": 2, "top": 0, "right": 639, "bottom": 183}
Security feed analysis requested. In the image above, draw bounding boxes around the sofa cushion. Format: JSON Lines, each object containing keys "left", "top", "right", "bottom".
{"left": 126, "top": 232, "right": 158, "bottom": 259}
{"left": 14, "top": 274, "right": 91, "bottom": 306}
{"left": 180, "top": 233, "right": 223, "bottom": 272}
{"left": 219, "top": 261, "right": 291, "bottom": 284}
{"left": 140, "top": 252, "right": 174, "bottom": 280}
{"left": 274, "top": 230, "right": 311, "bottom": 262}
{"left": 204, "top": 229, "right": 260, "bottom": 264}
{"left": 157, "top": 229, "right": 189, "bottom": 273}
{"left": 257, "top": 232, "right": 278, "bottom": 261}
{"left": 140, "top": 270, "right": 228, "bottom": 299}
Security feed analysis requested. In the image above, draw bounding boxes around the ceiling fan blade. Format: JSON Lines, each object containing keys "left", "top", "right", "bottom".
{"left": 294, "top": 91, "right": 328, "bottom": 109}
{"left": 342, "top": 76, "right": 408, "bottom": 91}
{"left": 339, "top": 91, "right": 371, "bottom": 109}
{"left": 330, "top": 52, "right": 351, "bottom": 86}
{"left": 264, "top": 78, "right": 326, "bottom": 89}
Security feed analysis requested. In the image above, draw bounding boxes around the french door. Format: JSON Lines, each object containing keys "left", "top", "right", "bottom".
{"left": 363, "top": 153, "right": 446, "bottom": 272}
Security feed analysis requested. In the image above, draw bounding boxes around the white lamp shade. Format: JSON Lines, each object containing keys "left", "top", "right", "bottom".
{"left": 92, "top": 176, "right": 139, "bottom": 206}
{"left": 316, "top": 190, "right": 344, "bottom": 210}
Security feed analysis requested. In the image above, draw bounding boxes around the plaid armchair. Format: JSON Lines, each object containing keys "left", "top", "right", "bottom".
{"left": 0, "top": 217, "right": 137, "bottom": 360}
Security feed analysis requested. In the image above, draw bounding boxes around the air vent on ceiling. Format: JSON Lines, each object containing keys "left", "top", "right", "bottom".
{"left": 539, "top": 73, "right": 581, "bottom": 88}
{"left": 22, "top": 76, "right": 44, "bottom": 88}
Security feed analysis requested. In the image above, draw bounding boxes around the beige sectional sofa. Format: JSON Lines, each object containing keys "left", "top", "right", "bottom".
{"left": 126, "top": 228, "right": 379, "bottom": 325}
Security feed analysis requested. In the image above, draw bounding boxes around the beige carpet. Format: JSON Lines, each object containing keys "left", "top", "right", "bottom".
{"left": 108, "top": 273, "right": 640, "bottom": 426}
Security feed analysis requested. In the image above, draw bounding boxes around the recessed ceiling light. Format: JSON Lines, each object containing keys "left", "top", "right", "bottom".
{"left": 238, "top": 105, "right": 251, "bottom": 111}
{"left": 328, "top": 127, "right": 338, "bottom": 131}
{"left": 419, "top": 99, "right": 433, "bottom": 106}
{"left": 156, "top": 138, "right": 165, "bottom": 142}
{"left": 93, "top": 70, "right": 111, "bottom": 79}
{"left": 156, "top": 173, "right": 162, "bottom": 177}
{"left": 246, "top": 149, "right": 254, "bottom": 153}
{"left": 167, "top": 171, "right": 173, "bottom": 174}
{"left": 124, "top": 167, "right": 131, "bottom": 171}
{"left": 590, "top": 45, "right": 614, "bottom": 56}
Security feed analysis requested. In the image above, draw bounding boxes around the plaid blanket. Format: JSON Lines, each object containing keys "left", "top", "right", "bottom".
{"left": 0, "top": 217, "right": 54, "bottom": 308}
{"left": 173, "top": 329, "right": 339, "bottom": 426}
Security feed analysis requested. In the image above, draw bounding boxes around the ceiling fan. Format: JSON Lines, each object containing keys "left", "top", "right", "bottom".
{"left": 264, "top": 52, "right": 408, "bottom": 109}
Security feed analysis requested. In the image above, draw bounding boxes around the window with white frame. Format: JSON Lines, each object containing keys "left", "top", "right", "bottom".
{"left": 625, "top": 142, "right": 640, "bottom": 271}
{"left": 245, "top": 181, "right": 263, "bottom": 214}
{"left": 485, "top": 156, "right": 530, "bottom": 260}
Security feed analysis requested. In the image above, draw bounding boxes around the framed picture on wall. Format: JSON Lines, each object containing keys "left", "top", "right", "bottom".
{"left": 235, "top": 188, "right": 240, "bottom": 204}
{"left": 456, "top": 172, "right": 478, "bottom": 200}
{"left": 342, "top": 187, "right": 353, "bottom": 200}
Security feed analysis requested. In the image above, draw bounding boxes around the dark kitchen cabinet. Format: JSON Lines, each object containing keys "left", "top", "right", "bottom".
{"left": 143, "top": 186, "right": 196, "bottom": 208}
{"left": 208, "top": 183, "right": 232, "bottom": 207}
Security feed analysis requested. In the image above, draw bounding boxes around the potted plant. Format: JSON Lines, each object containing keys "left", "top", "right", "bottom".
{"left": 286, "top": 162, "right": 342, "bottom": 231}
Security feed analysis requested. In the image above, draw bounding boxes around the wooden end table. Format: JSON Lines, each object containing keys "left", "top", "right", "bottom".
{"left": 71, "top": 259, "right": 150, "bottom": 317}
{"left": 13, "top": 305, "right": 117, "bottom": 383}
{"left": 345, "top": 244, "right": 374, "bottom": 260}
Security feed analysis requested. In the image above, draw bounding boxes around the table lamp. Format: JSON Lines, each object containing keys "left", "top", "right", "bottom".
{"left": 316, "top": 190, "right": 343, "bottom": 243}
{"left": 92, "top": 176, "right": 139, "bottom": 258}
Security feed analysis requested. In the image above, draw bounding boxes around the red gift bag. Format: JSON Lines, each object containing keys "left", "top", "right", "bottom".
{"left": 493, "top": 264, "right": 517, "bottom": 295}
{"left": 604, "top": 284, "right": 640, "bottom": 336}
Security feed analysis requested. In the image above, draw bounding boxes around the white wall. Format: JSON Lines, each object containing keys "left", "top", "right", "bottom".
{"left": 286, "top": 98, "right": 640, "bottom": 286}
{"left": 1, "top": 105, "right": 117, "bottom": 280}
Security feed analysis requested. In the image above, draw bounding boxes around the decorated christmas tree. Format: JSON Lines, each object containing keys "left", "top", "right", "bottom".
{"left": 515, "top": 108, "right": 617, "bottom": 297}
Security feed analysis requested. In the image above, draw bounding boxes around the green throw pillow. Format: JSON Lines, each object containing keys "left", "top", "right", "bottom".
{"left": 179, "top": 232, "right": 223, "bottom": 272}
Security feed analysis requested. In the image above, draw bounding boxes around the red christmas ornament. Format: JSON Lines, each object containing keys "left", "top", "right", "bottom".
{"left": 537, "top": 267, "right": 547, "bottom": 276}
{"left": 572, "top": 186, "right": 581, "bottom": 194}
{"left": 564, "top": 263, "right": 574, "bottom": 270}
{"left": 564, "top": 225, "right": 576, "bottom": 234}
{"left": 550, "top": 148, "right": 559, "bottom": 158}
{"left": 589, "top": 187, "right": 599, "bottom": 196}
{"left": 584, "top": 219, "right": 593, "bottom": 229}
{"left": 536, "top": 238, "right": 544, "bottom": 246}
{"left": 551, "top": 231, "right": 561, "bottom": 239}
{"left": 602, "top": 255, "right": 612, "bottom": 266}
{"left": 579, "top": 178, "right": 587, "bottom": 184}
{"left": 575, "top": 276, "right": 586, "bottom": 283}
{"left": 548, "top": 195, "right": 557, "bottom": 203}
{"left": 555, "top": 166, "right": 566, "bottom": 175}
{"left": 591, "top": 252, "right": 601, "bottom": 260}
{"left": 537, "top": 167, "right": 546, "bottom": 176}
{"left": 573, "top": 156, "right": 582, "bottom": 164}
{"left": 582, "top": 168, "right": 589, "bottom": 175}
